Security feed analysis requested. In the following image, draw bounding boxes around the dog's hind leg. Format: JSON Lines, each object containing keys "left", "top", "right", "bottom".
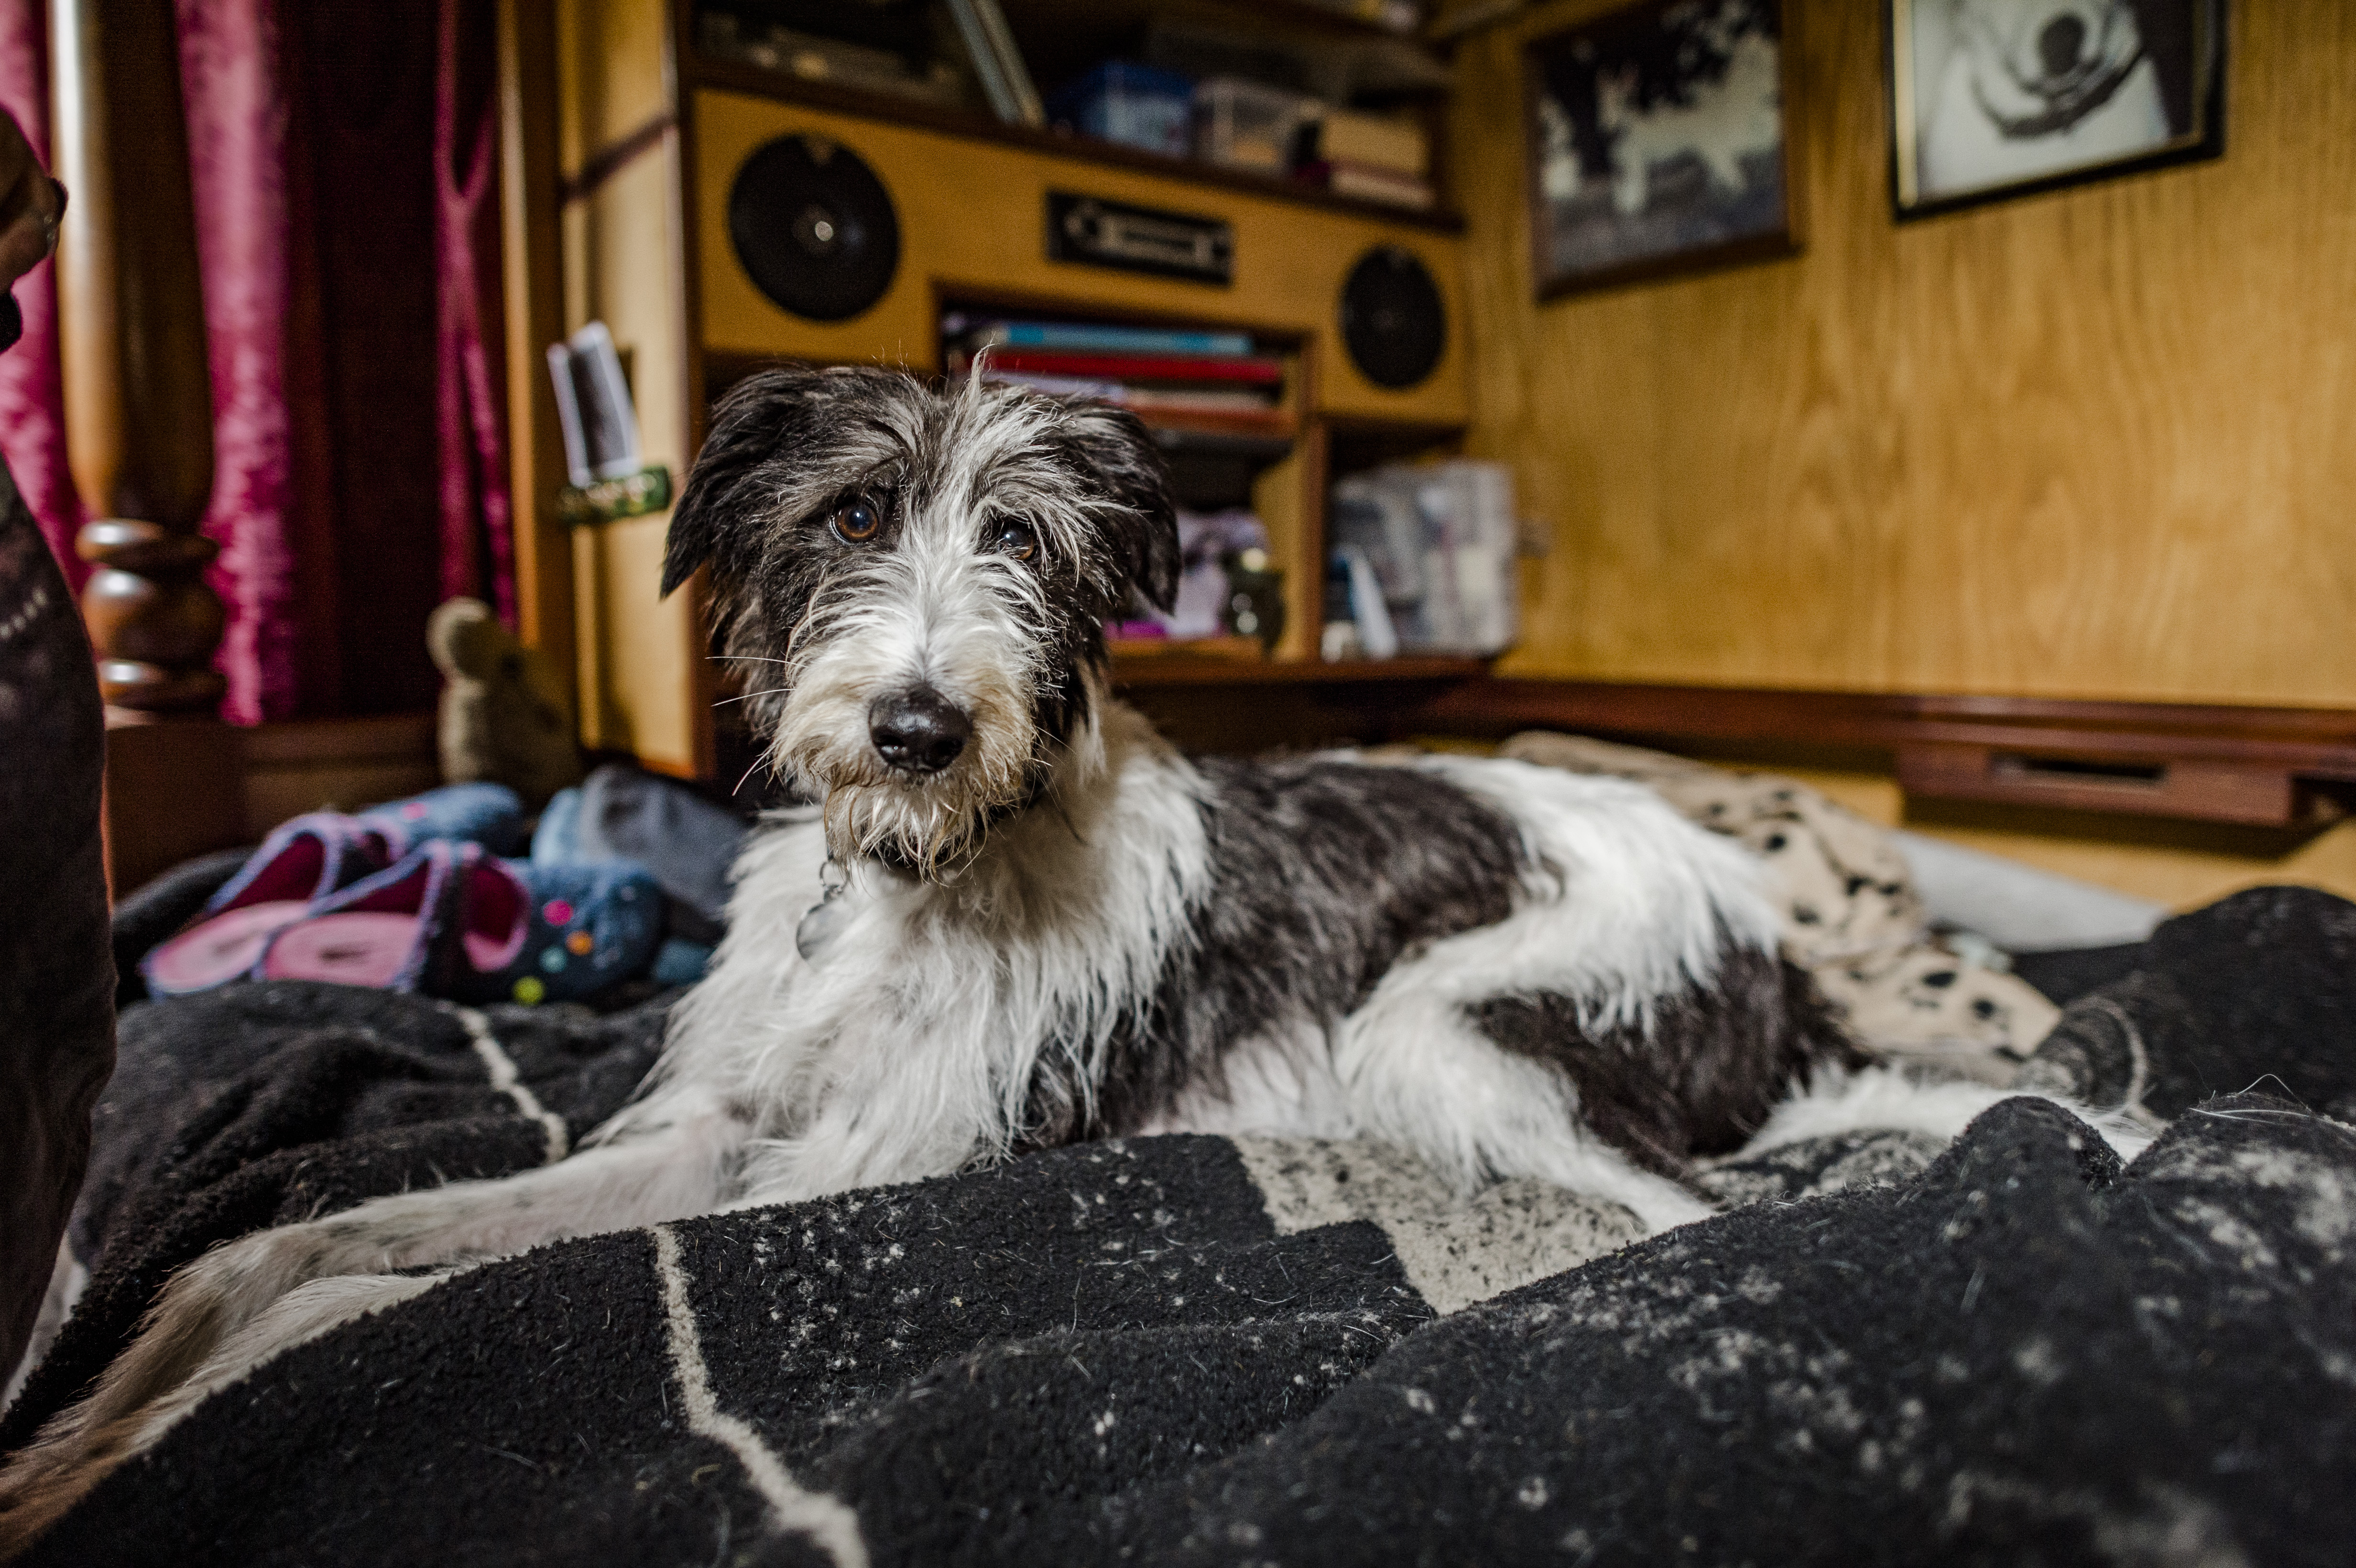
{"left": 1333, "top": 996, "right": 1718, "bottom": 1236}
{"left": 0, "top": 1093, "right": 747, "bottom": 1558}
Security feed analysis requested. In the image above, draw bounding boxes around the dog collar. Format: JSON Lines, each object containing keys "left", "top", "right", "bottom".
{"left": 795, "top": 855, "right": 851, "bottom": 961}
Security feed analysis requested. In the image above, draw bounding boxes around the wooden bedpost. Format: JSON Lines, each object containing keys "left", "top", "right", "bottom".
{"left": 51, "top": 0, "right": 223, "bottom": 713}
{"left": 51, "top": 0, "right": 244, "bottom": 892}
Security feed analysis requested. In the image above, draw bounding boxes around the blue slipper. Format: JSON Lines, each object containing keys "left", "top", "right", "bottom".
{"left": 448, "top": 856, "right": 664, "bottom": 1005}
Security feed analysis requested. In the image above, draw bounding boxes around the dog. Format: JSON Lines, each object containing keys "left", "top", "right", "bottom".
{"left": 0, "top": 367, "right": 2135, "bottom": 1550}
{"left": 1920, "top": 0, "right": 2171, "bottom": 195}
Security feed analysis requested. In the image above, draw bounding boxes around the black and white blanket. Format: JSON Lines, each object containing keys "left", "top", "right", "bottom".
{"left": 5, "top": 887, "right": 2355, "bottom": 1566}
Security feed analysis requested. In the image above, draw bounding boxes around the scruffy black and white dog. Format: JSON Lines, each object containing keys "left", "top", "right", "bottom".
{"left": 0, "top": 368, "right": 2127, "bottom": 1546}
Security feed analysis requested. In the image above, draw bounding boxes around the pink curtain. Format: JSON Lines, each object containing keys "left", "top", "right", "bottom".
{"left": 436, "top": 0, "right": 513, "bottom": 625}
{"left": 177, "top": 0, "right": 297, "bottom": 725}
{"left": 0, "top": 0, "right": 513, "bottom": 722}
{"left": 0, "top": 0, "right": 87, "bottom": 598}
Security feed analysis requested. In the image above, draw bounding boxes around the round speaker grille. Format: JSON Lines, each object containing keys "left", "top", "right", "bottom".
{"left": 1340, "top": 246, "right": 1446, "bottom": 391}
{"left": 728, "top": 134, "right": 900, "bottom": 323}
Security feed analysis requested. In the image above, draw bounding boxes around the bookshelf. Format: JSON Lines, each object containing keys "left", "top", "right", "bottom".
{"left": 685, "top": 0, "right": 1461, "bottom": 228}
{"left": 532, "top": 0, "right": 1478, "bottom": 777}
{"left": 684, "top": 54, "right": 1463, "bottom": 233}
{"left": 926, "top": 292, "right": 1473, "bottom": 675}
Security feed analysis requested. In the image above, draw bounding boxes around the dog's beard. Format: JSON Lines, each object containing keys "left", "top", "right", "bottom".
{"left": 766, "top": 641, "right": 1045, "bottom": 878}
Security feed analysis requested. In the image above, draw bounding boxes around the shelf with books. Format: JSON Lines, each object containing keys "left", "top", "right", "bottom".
{"left": 1112, "top": 650, "right": 1487, "bottom": 686}
{"left": 1002, "top": 0, "right": 1430, "bottom": 50}
{"left": 1108, "top": 633, "right": 1265, "bottom": 661}
{"left": 683, "top": 53, "right": 1463, "bottom": 233}
{"left": 943, "top": 303, "right": 1304, "bottom": 446}
{"left": 942, "top": 296, "right": 1315, "bottom": 654}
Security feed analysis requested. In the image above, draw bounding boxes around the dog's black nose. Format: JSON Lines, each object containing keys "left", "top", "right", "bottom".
{"left": 869, "top": 687, "right": 971, "bottom": 774}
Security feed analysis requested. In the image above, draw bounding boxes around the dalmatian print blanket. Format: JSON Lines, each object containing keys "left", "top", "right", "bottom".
{"left": 1500, "top": 730, "right": 2066, "bottom": 1081}
{"left": 4, "top": 881, "right": 2353, "bottom": 1566}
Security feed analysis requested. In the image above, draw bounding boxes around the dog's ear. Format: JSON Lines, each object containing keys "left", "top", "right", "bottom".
{"left": 1058, "top": 404, "right": 1181, "bottom": 614}
{"left": 662, "top": 367, "right": 825, "bottom": 598}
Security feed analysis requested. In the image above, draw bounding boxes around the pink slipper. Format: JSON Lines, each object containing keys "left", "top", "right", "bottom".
{"left": 140, "top": 783, "right": 524, "bottom": 997}
{"left": 140, "top": 816, "right": 369, "bottom": 996}
{"left": 258, "top": 841, "right": 478, "bottom": 992}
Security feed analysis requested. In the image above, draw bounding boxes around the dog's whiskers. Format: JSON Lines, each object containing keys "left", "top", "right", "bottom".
{"left": 712, "top": 687, "right": 791, "bottom": 709}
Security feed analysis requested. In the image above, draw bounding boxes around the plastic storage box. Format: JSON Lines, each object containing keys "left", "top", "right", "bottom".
{"left": 1193, "top": 77, "right": 1319, "bottom": 174}
{"left": 1047, "top": 62, "right": 1196, "bottom": 158}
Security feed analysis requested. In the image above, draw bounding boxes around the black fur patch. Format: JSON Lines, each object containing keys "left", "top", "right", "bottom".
{"left": 1471, "top": 954, "right": 1861, "bottom": 1178}
{"left": 1025, "top": 758, "right": 1531, "bottom": 1144}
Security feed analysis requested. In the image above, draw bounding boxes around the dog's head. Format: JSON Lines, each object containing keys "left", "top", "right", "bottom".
{"left": 663, "top": 366, "right": 1179, "bottom": 875}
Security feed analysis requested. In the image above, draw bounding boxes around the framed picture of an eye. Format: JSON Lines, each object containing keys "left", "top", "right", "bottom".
{"left": 1889, "top": 0, "right": 2225, "bottom": 218}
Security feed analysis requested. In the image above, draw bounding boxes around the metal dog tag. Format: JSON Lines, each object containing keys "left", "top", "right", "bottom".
{"left": 796, "top": 857, "right": 851, "bottom": 962}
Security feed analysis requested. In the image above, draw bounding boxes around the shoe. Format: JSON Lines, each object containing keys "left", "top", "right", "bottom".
{"left": 570, "top": 765, "right": 746, "bottom": 931}
{"left": 142, "top": 784, "right": 525, "bottom": 997}
{"left": 255, "top": 840, "right": 479, "bottom": 992}
{"left": 253, "top": 845, "right": 660, "bottom": 1003}
{"left": 450, "top": 856, "right": 664, "bottom": 1005}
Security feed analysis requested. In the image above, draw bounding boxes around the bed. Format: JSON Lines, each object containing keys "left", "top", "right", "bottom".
{"left": 6, "top": 482, "right": 2355, "bottom": 1566}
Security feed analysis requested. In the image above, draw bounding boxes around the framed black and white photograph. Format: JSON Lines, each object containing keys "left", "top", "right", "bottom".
{"left": 1525, "top": 0, "right": 1800, "bottom": 300}
{"left": 1889, "top": 0, "right": 2226, "bottom": 218}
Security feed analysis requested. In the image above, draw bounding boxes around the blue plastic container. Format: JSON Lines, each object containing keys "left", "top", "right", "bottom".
{"left": 1047, "top": 62, "right": 1196, "bottom": 158}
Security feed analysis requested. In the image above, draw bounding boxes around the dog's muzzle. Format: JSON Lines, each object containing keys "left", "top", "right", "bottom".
{"left": 868, "top": 686, "right": 971, "bottom": 776}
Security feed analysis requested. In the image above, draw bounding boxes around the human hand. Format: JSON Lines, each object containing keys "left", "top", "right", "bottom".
{"left": 0, "top": 105, "right": 64, "bottom": 291}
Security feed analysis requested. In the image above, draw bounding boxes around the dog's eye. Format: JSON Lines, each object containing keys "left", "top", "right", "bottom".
{"left": 993, "top": 519, "right": 1037, "bottom": 561}
{"left": 830, "top": 499, "right": 882, "bottom": 544}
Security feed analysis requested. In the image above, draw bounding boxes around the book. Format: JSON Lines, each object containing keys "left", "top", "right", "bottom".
{"left": 951, "top": 319, "right": 1254, "bottom": 358}
{"left": 696, "top": 11, "right": 967, "bottom": 107}
{"left": 967, "top": 368, "right": 1280, "bottom": 416}
{"left": 976, "top": 348, "right": 1287, "bottom": 384}
{"left": 545, "top": 322, "right": 642, "bottom": 488}
{"left": 1291, "top": 0, "right": 1424, "bottom": 33}
{"left": 1316, "top": 109, "right": 1429, "bottom": 177}
{"left": 969, "top": 368, "right": 1290, "bottom": 436}
{"left": 1303, "top": 159, "right": 1437, "bottom": 211}
{"left": 943, "top": 0, "right": 1042, "bottom": 126}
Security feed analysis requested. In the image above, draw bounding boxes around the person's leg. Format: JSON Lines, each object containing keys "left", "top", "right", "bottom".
{"left": 0, "top": 457, "right": 112, "bottom": 1391}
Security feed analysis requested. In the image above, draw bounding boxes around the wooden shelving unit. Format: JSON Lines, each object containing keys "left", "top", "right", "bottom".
{"left": 928, "top": 285, "right": 1471, "bottom": 677}
{"left": 1397, "top": 680, "right": 2356, "bottom": 831}
{"left": 1113, "top": 651, "right": 1486, "bottom": 686}
{"left": 531, "top": 0, "right": 1478, "bottom": 776}
{"left": 684, "top": 54, "right": 1463, "bottom": 233}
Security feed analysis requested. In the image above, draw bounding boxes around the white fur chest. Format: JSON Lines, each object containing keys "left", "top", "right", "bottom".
{"left": 658, "top": 707, "right": 1211, "bottom": 1197}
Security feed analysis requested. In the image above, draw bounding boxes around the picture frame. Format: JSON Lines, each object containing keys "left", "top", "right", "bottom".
{"left": 1524, "top": 0, "right": 1802, "bottom": 301}
{"left": 1888, "top": 0, "right": 2226, "bottom": 220}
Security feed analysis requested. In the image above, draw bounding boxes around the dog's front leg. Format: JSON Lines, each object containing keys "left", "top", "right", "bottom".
{"left": 0, "top": 1094, "right": 747, "bottom": 1558}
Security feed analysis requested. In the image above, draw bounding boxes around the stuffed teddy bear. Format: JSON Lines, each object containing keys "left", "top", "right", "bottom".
{"left": 425, "top": 597, "right": 582, "bottom": 809}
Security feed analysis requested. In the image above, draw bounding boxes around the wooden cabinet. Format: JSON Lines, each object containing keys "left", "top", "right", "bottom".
{"left": 523, "top": 0, "right": 1474, "bottom": 777}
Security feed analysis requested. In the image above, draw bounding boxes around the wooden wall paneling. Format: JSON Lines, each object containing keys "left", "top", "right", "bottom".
{"left": 1645, "top": 756, "right": 2356, "bottom": 916}
{"left": 498, "top": 0, "right": 576, "bottom": 697}
{"left": 1452, "top": 0, "right": 2356, "bottom": 709}
{"left": 240, "top": 715, "right": 442, "bottom": 840}
{"left": 1263, "top": 418, "right": 1323, "bottom": 664}
{"left": 556, "top": 0, "right": 709, "bottom": 777}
